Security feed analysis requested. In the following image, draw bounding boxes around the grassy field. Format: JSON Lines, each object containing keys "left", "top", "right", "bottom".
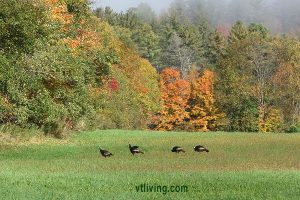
{"left": 0, "top": 130, "right": 300, "bottom": 199}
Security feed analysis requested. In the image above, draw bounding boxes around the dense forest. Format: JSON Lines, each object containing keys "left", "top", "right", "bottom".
{"left": 0, "top": 0, "right": 299, "bottom": 136}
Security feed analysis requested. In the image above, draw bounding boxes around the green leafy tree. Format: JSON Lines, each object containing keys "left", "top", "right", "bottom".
{"left": 0, "top": 0, "right": 49, "bottom": 55}
{"left": 216, "top": 22, "right": 282, "bottom": 132}
{"left": 272, "top": 37, "right": 300, "bottom": 131}
{"left": 228, "top": 21, "right": 249, "bottom": 44}
{"left": 131, "top": 24, "right": 161, "bottom": 66}
{"left": 94, "top": 7, "right": 119, "bottom": 26}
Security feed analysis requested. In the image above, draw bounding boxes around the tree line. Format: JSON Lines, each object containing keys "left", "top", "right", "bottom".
{"left": 0, "top": 0, "right": 299, "bottom": 136}
{"left": 95, "top": 1, "right": 300, "bottom": 132}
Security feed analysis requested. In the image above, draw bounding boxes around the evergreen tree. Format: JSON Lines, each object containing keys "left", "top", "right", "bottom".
{"left": 228, "top": 21, "right": 249, "bottom": 44}
{"left": 206, "top": 29, "right": 227, "bottom": 65}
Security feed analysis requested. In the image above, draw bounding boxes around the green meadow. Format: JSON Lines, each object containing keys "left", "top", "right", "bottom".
{"left": 0, "top": 130, "right": 300, "bottom": 199}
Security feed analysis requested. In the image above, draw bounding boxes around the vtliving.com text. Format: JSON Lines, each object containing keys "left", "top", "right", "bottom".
{"left": 135, "top": 183, "right": 188, "bottom": 195}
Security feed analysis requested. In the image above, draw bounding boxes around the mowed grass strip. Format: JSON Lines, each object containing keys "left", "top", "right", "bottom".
{"left": 0, "top": 130, "right": 300, "bottom": 199}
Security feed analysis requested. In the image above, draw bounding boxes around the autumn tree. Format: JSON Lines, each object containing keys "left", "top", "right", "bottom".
{"left": 187, "top": 69, "right": 223, "bottom": 131}
{"left": 154, "top": 68, "right": 190, "bottom": 131}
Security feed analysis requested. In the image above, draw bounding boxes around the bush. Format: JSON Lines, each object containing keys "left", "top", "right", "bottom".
{"left": 286, "top": 123, "right": 300, "bottom": 133}
{"left": 259, "top": 108, "right": 284, "bottom": 133}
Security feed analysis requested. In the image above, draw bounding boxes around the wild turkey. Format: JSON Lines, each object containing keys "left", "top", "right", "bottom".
{"left": 194, "top": 145, "right": 209, "bottom": 153}
{"left": 129, "top": 144, "right": 144, "bottom": 155}
{"left": 171, "top": 146, "right": 185, "bottom": 153}
{"left": 98, "top": 146, "right": 113, "bottom": 158}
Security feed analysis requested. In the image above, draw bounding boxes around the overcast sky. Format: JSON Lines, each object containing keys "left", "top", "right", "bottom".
{"left": 92, "top": 0, "right": 173, "bottom": 13}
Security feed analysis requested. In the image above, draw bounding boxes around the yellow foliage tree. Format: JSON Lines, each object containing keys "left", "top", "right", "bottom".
{"left": 258, "top": 107, "right": 284, "bottom": 132}
{"left": 187, "top": 69, "right": 223, "bottom": 131}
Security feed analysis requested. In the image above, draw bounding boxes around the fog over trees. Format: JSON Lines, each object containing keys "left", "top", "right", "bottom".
{"left": 94, "top": 0, "right": 300, "bottom": 36}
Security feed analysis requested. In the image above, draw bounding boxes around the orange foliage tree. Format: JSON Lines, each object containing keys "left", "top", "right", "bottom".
{"left": 155, "top": 68, "right": 190, "bottom": 131}
{"left": 153, "top": 67, "right": 224, "bottom": 131}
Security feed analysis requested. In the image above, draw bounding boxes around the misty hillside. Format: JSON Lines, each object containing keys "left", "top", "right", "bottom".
{"left": 203, "top": 0, "right": 300, "bottom": 36}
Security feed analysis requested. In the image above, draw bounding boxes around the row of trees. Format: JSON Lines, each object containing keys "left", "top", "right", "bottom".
{"left": 0, "top": 0, "right": 299, "bottom": 135}
{"left": 214, "top": 22, "right": 300, "bottom": 132}
{"left": 95, "top": 2, "right": 300, "bottom": 132}
{"left": 154, "top": 23, "right": 300, "bottom": 132}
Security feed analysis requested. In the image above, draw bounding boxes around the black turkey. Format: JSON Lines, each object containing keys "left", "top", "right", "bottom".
{"left": 194, "top": 145, "right": 209, "bottom": 153}
{"left": 129, "top": 144, "right": 144, "bottom": 155}
{"left": 98, "top": 147, "right": 113, "bottom": 158}
{"left": 171, "top": 146, "right": 185, "bottom": 153}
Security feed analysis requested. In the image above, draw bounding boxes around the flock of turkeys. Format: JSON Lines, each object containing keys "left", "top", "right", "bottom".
{"left": 98, "top": 144, "right": 209, "bottom": 158}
